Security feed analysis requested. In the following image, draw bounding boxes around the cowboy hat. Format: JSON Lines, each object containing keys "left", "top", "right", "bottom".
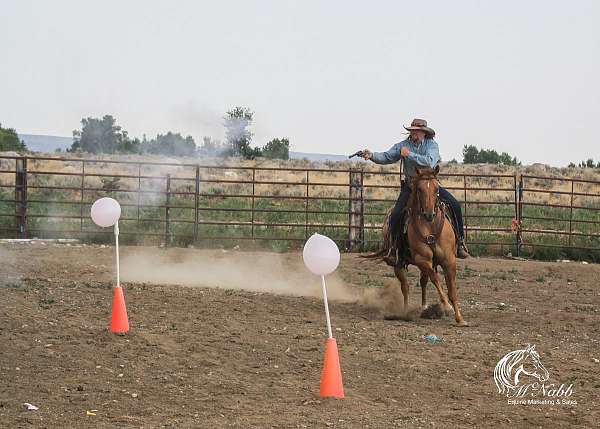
{"left": 404, "top": 118, "right": 435, "bottom": 137}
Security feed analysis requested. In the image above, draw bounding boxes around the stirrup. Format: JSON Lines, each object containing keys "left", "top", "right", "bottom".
{"left": 383, "top": 245, "right": 398, "bottom": 266}
{"left": 457, "top": 240, "right": 470, "bottom": 259}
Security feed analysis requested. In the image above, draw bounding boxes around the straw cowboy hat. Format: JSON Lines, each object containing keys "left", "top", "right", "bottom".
{"left": 404, "top": 118, "right": 435, "bottom": 137}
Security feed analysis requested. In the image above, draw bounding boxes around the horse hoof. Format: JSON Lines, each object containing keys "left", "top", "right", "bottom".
{"left": 456, "top": 320, "right": 469, "bottom": 327}
{"left": 420, "top": 304, "right": 443, "bottom": 319}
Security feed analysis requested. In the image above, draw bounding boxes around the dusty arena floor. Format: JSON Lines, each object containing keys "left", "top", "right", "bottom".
{"left": 1, "top": 242, "right": 599, "bottom": 428}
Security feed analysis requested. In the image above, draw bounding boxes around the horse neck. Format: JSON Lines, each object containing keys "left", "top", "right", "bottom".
{"left": 504, "top": 350, "right": 528, "bottom": 386}
{"left": 408, "top": 183, "right": 419, "bottom": 213}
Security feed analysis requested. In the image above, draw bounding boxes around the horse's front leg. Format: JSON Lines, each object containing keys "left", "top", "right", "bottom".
{"left": 414, "top": 257, "right": 451, "bottom": 312}
{"left": 443, "top": 264, "right": 468, "bottom": 327}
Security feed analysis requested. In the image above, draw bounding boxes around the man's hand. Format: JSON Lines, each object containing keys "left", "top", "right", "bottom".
{"left": 362, "top": 149, "right": 373, "bottom": 160}
{"left": 400, "top": 146, "right": 410, "bottom": 157}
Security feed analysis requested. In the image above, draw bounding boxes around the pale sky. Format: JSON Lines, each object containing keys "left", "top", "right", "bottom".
{"left": 1, "top": 0, "right": 599, "bottom": 165}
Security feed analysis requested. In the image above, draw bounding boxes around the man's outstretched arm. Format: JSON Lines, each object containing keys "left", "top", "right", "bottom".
{"left": 369, "top": 143, "right": 402, "bottom": 165}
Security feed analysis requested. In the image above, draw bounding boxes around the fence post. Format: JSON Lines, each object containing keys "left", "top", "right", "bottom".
{"left": 15, "top": 157, "right": 28, "bottom": 238}
{"left": 305, "top": 171, "right": 309, "bottom": 240}
{"left": 360, "top": 169, "right": 365, "bottom": 252}
{"left": 137, "top": 164, "right": 141, "bottom": 227}
{"left": 165, "top": 174, "right": 172, "bottom": 246}
{"left": 251, "top": 168, "right": 255, "bottom": 240}
{"left": 568, "top": 179, "right": 574, "bottom": 248}
{"left": 516, "top": 175, "right": 523, "bottom": 256}
{"left": 348, "top": 168, "right": 364, "bottom": 251}
{"left": 80, "top": 161, "right": 85, "bottom": 233}
{"left": 194, "top": 165, "right": 200, "bottom": 243}
{"left": 463, "top": 175, "right": 468, "bottom": 244}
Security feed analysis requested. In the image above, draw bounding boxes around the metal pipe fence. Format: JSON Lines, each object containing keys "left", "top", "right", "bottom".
{"left": 518, "top": 175, "right": 600, "bottom": 256}
{"left": 0, "top": 155, "right": 598, "bottom": 258}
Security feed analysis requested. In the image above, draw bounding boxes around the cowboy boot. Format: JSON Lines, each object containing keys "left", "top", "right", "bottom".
{"left": 457, "top": 239, "right": 470, "bottom": 259}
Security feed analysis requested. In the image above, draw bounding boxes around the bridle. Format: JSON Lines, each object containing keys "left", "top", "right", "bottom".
{"left": 412, "top": 176, "right": 441, "bottom": 223}
{"left": 410, "top": 175, "right": 445, "bottom": 246}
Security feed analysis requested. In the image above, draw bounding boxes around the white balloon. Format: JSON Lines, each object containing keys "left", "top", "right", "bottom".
{"left": 302, "top": 233, "right": 340, "bottom": 276}
{"left": 91, "top": 197, "right": 121, "bottom": 227}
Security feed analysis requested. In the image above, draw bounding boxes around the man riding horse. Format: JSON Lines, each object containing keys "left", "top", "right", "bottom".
{"left": 361, "top": 118, "right": 469, "bottom": 265}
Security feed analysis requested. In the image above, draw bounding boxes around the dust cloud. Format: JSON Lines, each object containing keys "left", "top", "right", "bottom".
{"left": 360, "top": 282, "right": 421, "bottom": 320}
{"left": 120, "top": 247, "right": 361, "bottom": 302}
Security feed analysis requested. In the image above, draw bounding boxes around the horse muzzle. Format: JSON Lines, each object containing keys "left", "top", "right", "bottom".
{"left": 423, "top": 212, "right": 436, "bottom": 222}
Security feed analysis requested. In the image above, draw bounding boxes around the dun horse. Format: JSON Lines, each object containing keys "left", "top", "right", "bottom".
{"left": 380, "top": 165, "right": 468, "bottom": 326}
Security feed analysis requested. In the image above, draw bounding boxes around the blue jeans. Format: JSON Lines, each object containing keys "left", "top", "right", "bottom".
{"left": 389, "top": 185, "right": 465, "bottom": 241}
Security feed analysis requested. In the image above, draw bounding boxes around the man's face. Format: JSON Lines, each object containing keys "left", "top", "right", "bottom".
{"left": 409, "top": 130, "right": 426, "bottom": 142}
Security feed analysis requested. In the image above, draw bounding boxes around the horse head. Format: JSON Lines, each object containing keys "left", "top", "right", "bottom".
{"left": 494, "top": 344, "right": 550, "bottom": 394}
{"left": 412, "top": 165, "right": 441, "bottom": 223}
{"left": 520, "top": 344, "right": 550, "bottom": 383}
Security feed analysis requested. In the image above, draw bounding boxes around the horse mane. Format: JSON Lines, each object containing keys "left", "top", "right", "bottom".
{"left": 415, "top": 166, "right": 437, "bottom": 177}
{"left": 494, "top": 349, "right": 528, "bottom": 393}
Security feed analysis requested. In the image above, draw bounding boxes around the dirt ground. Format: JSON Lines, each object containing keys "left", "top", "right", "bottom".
{"left": 1, "top": 242, "right": 599, "bottom": 428}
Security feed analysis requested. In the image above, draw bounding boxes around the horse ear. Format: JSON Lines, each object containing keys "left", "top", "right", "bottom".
{"left": 434, "top": 164, "right": 440, "bottom": 176}
{"left": 415, "top": 166, "right": 421, "bottom": 175}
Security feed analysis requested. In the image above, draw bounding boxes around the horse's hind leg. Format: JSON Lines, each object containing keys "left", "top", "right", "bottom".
{"left": 394, "top": 265, "right": 410, "bottom": 309}
{"left": 419, "top": 273, "right": 428, "bottom": 308}
{"left": 444, "top": 265, "right": 468, "bottom": 326}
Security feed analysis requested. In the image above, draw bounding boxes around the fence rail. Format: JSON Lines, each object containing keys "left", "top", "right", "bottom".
{"left": 0, "top": 155, "right": 598, "bottom": 259}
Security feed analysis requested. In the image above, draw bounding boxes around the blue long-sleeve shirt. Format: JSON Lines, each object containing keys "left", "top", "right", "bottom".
{"left": 370, "top": 137, "right": 441, "bottom": 178}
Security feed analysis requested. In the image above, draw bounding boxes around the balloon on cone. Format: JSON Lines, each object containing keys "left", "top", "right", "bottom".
{"left": 110, "top": 286, "right": 129, "bottom": 333}
{"left": 320, "top": 338, "right": 344, "bottom": 398}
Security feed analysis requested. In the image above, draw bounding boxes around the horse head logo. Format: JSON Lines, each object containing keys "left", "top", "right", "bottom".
{"left": 494, "top": 344, "right": 549, "bottom": 394}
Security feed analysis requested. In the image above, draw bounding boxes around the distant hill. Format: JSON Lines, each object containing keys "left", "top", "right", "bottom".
{"left": 16, "top": 134, "right": 354, "bottom": 162}
{"left": 18, "top": 134, "right": 73, "bottom": 152}
{"left": 289, "top": 151, "right": 352, "bottom": 162}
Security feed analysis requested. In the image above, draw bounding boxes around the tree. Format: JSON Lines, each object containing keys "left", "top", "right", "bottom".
{"left": 261, "top": 138, "right": 290, "bottom": 160}
{"left": 142, "top": 132, "right": 196, "bottom": 157}
{"left": 462, "top": 145, "right": 479, "bottom": 164}
{"left": 223, "top": 107, "right": 260, "bottom": 158}
{"left": 462, "top": 145, "right": 520, "bottom": 165}
{"left": 198, "top": 136, "right": 227, "bottom": 157}
{"left": 70, "top": 115, "right": 135, "bottom": 154}
{"left": 577, "top": 158, "right": 599, "bottom": 168}
{"left": 200, "top": 136, "right": 217, "bottom": 153}
{"left": 0, "top": 123, "right": 27, "bottom": 152}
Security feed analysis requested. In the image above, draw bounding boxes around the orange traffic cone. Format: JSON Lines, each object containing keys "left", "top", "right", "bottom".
{"left": 319, "top": 338, "right": 344, "bottom": 398}
{"left": 110, "top": 286, "right": 129, "bottom": 333}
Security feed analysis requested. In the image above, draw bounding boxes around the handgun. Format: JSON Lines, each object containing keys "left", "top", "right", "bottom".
{"left": 348, "top": 150, "right": 364, "bottom": 159}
